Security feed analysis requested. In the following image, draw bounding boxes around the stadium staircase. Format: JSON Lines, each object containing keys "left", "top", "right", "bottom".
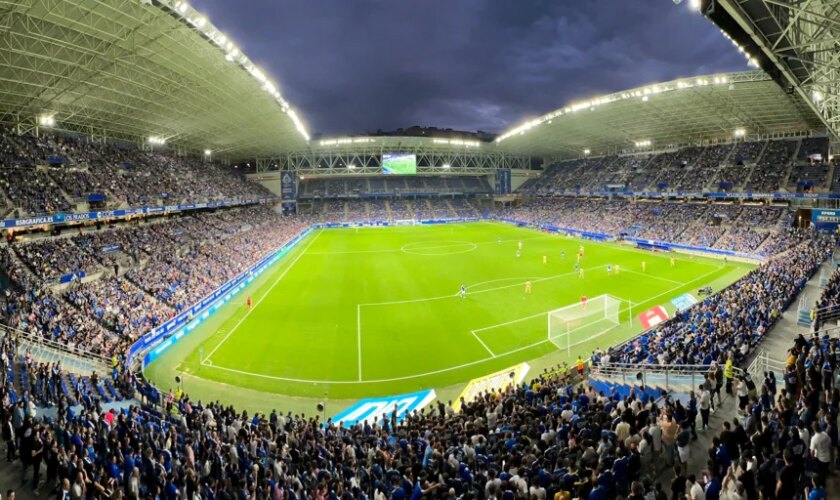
{"left": 702, "top": 145, "right": 738, "bottom": 192}
{"left": 778, "top": 138, "right": 803, "bottom": 191}
{"left": 737, "top": 140, "right": 769, "bottom": 191}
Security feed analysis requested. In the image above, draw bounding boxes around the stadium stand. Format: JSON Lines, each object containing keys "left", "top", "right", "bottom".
{"left": 744, "top": 140, "right": 798, "bottom": 193}
{"left": 1, "top": 206, "right": 308, "bottom": 357}
{"left": 0, "top": 230, "right": 831, "bottom": 499}
{"left": 519, "top": 140, "right": 828, "bottom": 195}
{"left": 0, "top": 129, "right": 272, "bottom": 216}
{"left": 298, "top": 176, "right": 492, "bottom": 199}
{"left": 497, "top": 198, "right": 801, "bottom": 257}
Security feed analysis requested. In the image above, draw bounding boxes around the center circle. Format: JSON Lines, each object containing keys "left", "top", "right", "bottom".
{"left": 401, "top": 240, "right": 478, "bottom": 256}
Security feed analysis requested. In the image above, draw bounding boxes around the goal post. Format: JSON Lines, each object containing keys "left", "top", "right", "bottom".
{"left": 548, "top": 295, "right": 625, "bottom": 354}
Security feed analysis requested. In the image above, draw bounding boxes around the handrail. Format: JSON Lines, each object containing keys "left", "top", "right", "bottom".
{"left": 0, "top": 322, "right": 110, "bottom": 363}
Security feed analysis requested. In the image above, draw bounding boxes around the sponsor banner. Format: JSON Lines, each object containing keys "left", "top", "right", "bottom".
{"left": 281, "top": 172, "right": 297, "bottom": 201}
{"left": 495, "top": 169, "right": 512, "bottom": 195}
{"left": 534, "top": 191, "right": 840, "bottom": 201}
{"left": 671, "top": 293, "right": 698, "bottom": 312}
{"left": 812, "top": 209, "right": 840, "bottom": 229}
{"left": 59, "top": 271, "right": 85, "bottom": 284}
{"left": 0, "top": 198, "right": 275, "bottom": 229}
{"left": 452, "top": 362, "right": 530, "bottom": 413}
{"left": 333, "top": 390, "right": 436, "bottom": 427}
{"left": 638, "top": 305, "right": 669, "bottom": 329}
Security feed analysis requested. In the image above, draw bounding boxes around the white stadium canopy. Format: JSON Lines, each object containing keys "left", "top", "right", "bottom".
{"left": 0, "top": 1, "right": 832, "bottom": 162}
{"left": 493, "top": 70, "right": 826, "bottom": 160}
{"left": 0, "top": 0, "right": 309, "bottom": 158}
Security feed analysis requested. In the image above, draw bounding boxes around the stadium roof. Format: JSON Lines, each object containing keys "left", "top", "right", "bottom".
{"left": 702, "top": 0, "right": 840, "bottom": 144}
{"left": 494, "top": 70, "right": 826, "bottom": 159}
{"left": 0, "top": 0, "right": 309, "bottom": 158}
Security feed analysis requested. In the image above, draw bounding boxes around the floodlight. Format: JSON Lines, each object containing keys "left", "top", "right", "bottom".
{"left": 442, "top": 163, "right": 451, "bottom": 169}
{"left": 733, "top": 129, "right": 746, "bottom": 137}
{"left": 176, "top": 2, "right": 188, "bottom": 14}
{"left": 813, "top": 90, "right": 823, "bottom": 102}
{"left": 38, "top": 114, "right": 55, "bottom": 127}
{"left": 348, "top": 164, "right": 356, "bottom": 169}
{"left": 688, "top": 0, "right": 701, "bottom": 11}
{"left": 583, "top": 149, "right": 591, "bottom": 155}
{"left": 204, "top": 149, "right": 212, "bottom": 156}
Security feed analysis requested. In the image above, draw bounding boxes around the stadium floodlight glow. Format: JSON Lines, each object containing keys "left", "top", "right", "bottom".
{"left": 812, "top": 90, "right": 823, "bottom": 102}
{"left": 688, "top": 0, "right": 701, "bottom": 11}
{"left": 433, "top": 138, "right": 480, "bottom": 148}
{"left": 733, "top": 128, "right": 746, "bottom": 138}
{"left": 347, "top": 164, "right": 356, "bottom": 169}
{"left": 442, "top": 163, "right": 451, "bottom": 169}
{"left": 319, "top": 137, "right": 375, "bottom": 147}
{"left": 495, "top": 72, "right": 752, "bottom": 144}
{"left": 148, "top": 135, "right": 166, "bottom": 145}
{"left": 634, "top": 140, "right": 652, "bottom": 148}
{"left": 204, "top": 149, "right": 212, "bottom": 156}
{"left": 161, "top": 1, "right": 311, "bottom": 142}
{"left": 37, "top": 114, "right": 55, "bottom": 127}
{"left": 583, "top": 149, "right": 591, "bottom": 155}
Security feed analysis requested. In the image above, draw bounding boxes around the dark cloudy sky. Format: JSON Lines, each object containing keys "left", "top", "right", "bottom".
{"left": 192, "top": 0, "right": 747, "bottom": 136}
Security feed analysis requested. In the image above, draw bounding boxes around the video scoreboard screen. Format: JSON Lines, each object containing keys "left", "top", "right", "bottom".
{"left": 382, "top": 153, "right": 417, "bottom": 174}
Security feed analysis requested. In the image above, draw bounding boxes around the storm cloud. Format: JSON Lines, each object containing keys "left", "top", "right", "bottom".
{"left": 192, "top": 0, "right": 746, "bottom": 135}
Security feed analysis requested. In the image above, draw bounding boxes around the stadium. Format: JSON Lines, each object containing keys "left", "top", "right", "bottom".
{"left": 0, "top": 0, "right": 838, "bottom": 498}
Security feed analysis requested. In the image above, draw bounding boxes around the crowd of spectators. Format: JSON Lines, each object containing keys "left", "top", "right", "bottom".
{"left": 678, "top": 332, "right": 839, "bottom": 499}
{"left": 606, "top": 236, "right": 830, "bottom": 367}
{"left": 312, "top": 199, "right": 481, "bottom": 223}
{"left": 745, "top": 140, "right": 797, "bottom": 193}
{"left": 497, "top": 198, "right": 800, "bottom": 257}
{"left": 0, "top": 128, "right": 273, "bottom": 216}
{"left": 300, "top": 176, "right": 492, "bottom": 199}
{"left": 814, "top": 264, "right": 840, "bottom": 331}
{"left": 0, "top": 206, "right": 309, "bottom": 357}
{"left": 519, "top": 139, "right": 809, "bottom": 196}
{"left": 0, "top": 230, "right": 832, "bottom": 499}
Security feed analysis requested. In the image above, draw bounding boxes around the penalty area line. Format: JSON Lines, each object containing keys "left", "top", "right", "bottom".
{"left": 471, "top": 331, "right": 497, "bottom": 357}
{"left": 357, "top": 304, "right": 362, "bottom": 381}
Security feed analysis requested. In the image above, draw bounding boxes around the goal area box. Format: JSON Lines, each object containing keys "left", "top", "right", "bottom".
{"left": 547, "top": 294, "right": 626, "bottom": 353}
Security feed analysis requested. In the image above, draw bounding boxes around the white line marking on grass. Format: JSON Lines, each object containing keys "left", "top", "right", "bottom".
{"left": 469, "top": 264, "right": 727, "bottom": 346}
{"left": 620, "top": 268, "right": 685, "bottom": 285}
{"left": 305, "top": 234, "right": 553, "bottom": 256}
{"left": 361, "top": 266, "right": 608, "bottom": 307}
{"left": 471, "top": 331, "right": 497, "bottom": 357}
{"left": 467, "top": 277, "right": 540, "bottom": 291}
{"left": 201, "top": 229, "right": 323, "bottom": 363}
{"left": 400, "top": 241, "right": 478, "bottom": 256}
{"left": 357, "top": 304, "right": 362, "bottom": 381}
{"left": 200, "top": 233, "right": 730, "bottom": 385}
{"left": 201, "top": 339, "right": 548, "bottom": 384}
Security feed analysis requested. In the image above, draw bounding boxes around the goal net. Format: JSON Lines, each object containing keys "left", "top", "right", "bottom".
{"left": 548, "top": 295, "right": 623, "bottom": 353}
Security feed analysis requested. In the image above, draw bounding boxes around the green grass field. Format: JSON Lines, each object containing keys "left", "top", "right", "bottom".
{"left": 148, "top": 221, "right": 753, "bottom": 404}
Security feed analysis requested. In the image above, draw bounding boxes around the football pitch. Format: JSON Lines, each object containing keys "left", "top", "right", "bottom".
{"left": 152, "top": 222, "right": 753, "bottom": 402}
